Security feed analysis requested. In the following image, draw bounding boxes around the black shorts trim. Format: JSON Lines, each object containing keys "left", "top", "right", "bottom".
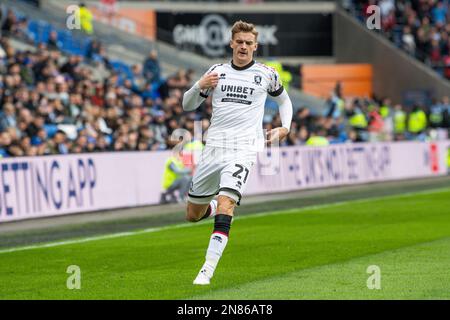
{"left": 218, "top": 187, "right": 242, "bottom": 205}
{"left": 188, "top": 192, "right": 216, "bottom": 199}
{"left": 268, "top": 86, "right": 284, "bottom": 97}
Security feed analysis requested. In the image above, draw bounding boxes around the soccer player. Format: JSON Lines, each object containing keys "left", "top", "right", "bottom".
{"left": 182, "top": 20, "right": 293, "bottom": 285}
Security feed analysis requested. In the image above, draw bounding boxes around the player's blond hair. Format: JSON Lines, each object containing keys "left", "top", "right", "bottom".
{"left": 231, "top": 20, "right": 258, "bottom": 41}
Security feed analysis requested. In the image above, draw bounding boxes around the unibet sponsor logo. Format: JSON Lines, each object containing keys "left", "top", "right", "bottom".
{"left": 221, "top": 85, "right": 255, "bottom": 96}
{"left": 220, "top": 85, "right": 254, "bottom": 105}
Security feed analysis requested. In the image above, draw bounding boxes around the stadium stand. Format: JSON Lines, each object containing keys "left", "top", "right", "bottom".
{"left": 0, "top": 3, "right": 449, "bottom": 157}
{"left": 348, "top": 0, "right": 450, "bottom": 80}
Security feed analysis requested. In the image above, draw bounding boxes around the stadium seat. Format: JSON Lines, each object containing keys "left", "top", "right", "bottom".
{"left": 29, "top": 20, "right": 52, "bottom": 44}
{"left": 110, "top": 60, "right": 134, "bottom": 80}
{"left": 44, "top": 124, "right": 58, "bottom": 138}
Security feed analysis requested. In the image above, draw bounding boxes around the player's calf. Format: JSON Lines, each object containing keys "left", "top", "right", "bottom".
{"left": 216, "top": 195, "right": 236, "bottom": 216}
{"left": 193, "top": 196, "right": 236, "bottom": 285}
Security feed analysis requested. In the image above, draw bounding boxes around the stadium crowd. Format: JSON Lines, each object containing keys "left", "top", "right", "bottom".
{"left": 348, "top": 0, "right": 450, "bottom": 79}
{"left": 0, "top": 5, "right": 449, "bottom": 157}
{"left": 294, "top": 87, "right": 450, "bottom": 146}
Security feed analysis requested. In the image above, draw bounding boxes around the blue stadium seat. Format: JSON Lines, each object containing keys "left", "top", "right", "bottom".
{"left": 27, "top": 19, "right": 52, "bottom": 44}
{"left": 81, "top": 37, "right": 93, "bottom": 56}
{"left": 0, "top": 148, "right": 8, "bottom": 158}
{"left": 110, "top": 60, "right": 134, "bottom": 80}
{"left": 27, "top": 20, "right": 39, "bottom": 37}
{"left": 44, "top": 124, "right": 58, "bottom": 138}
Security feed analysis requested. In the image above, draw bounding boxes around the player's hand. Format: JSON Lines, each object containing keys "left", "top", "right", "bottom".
{"left": 266, "top": 127, "right": 289, "bottom": 146}
{"left": 198, "top": 73, "right": 219, "bottom": 90}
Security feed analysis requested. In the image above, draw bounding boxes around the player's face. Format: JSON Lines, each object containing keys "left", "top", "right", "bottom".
{"left": 230, "top": 32, "right": 258, "bottom": 66}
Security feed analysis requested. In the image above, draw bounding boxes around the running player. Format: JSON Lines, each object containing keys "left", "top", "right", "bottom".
{"left": 182, "top": 20, "right": 293, "bottom": 285}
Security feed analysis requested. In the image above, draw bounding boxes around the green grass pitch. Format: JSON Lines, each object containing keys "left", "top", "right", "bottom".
{"left": 0, "top": 188, "right": 449, "bottom": 299}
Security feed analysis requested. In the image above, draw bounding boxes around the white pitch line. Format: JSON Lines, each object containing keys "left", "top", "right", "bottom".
{"left": 0, "top": 187, "right": 448, "bottom": 255}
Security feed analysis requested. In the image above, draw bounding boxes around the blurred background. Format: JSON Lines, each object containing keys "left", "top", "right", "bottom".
{"left": 0, "top": 0, "right": 449, "bottom": 213}
{"left": 1, "top": 0, "right": 449, "bottom": 157}
{"left": 1, "top": 1, "right": 450, "bottom": 300}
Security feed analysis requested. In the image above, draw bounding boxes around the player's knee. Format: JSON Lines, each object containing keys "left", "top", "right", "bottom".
{"left": 185, "top": 203, "right": 204, "bottom": 222}
{"left": 217, "top": 195, "right": 236, "bottom": 215}
{"left": 185, "top": 208, "right": 199, "bottom": 222}
{"left": 185, "top": 214, "right": 199, "bottom": 222}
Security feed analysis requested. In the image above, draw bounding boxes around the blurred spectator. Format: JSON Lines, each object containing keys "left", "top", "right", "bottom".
{"left": 160, "top": 151, "right": 192, "bottom": 204}
{"left": 306, "top": 128, "right": 330, "bottom": 146}
{"left": 352, "top": 1, "right": 450, "bottom": 79}
{"left": 402, "top": 26, "right": 416, "bottom": 54}
{"left": 0, "top": 4, "right": 448, "bottom": 160}
{"left": 367, "top": 104, "right": 384, "bottom": 141}
{"left": 432, "top": 1, "right": 448, "bottom": 27}
{"left": 86, "top": 39, "right": 103, "bottom": 61}
{"left": 1, "top": 9, "right": 17, "bottom": 35}
{"left": 143, "top": 50, "right": 161, "bottom": 84}
{"left": 131, "top": 64, "right": 146, "bottom": 93}
{"left": 47, "top": 31, "right": 60, "bottom": 50}
{"left": 430, "top": 97, "right": 445, "bottom": 128}
{"left": 49, "top": 130, "right": 70, "bottom": 154}
{"left": 77, "top": 3, "right": 94, "bottom": 35}
{"left": 393, "top": 104, "right": 407, "bottom": 140}
{"left": 407, "top": 105, "right": 428, "bottom": 140}
{"left": 0, "top": 102, "right": 17, "bottom": 131}
{"left": 442, "top": 96, "right": 450, "bottom": 128}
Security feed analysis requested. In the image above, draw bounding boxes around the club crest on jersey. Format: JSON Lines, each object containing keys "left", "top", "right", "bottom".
{"left": 254, "top": 75, "right": 262, "bottom": 86}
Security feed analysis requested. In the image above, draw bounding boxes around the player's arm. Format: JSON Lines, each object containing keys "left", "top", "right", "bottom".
{"left": 275, "top": 89, "right": 293, "bottom": 134}
{"left": 182, "top": 71, "right": 219, "bottom": 111}
{"left": 265, "top": 66, "right": 293, "bottom": 145}
{"left": 266, "top": 89, "right": 293, "bottom": 145}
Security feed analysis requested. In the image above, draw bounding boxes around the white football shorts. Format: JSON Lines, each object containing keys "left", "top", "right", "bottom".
{"left": 187, "top": 145, "right": 256, "bottom": 205}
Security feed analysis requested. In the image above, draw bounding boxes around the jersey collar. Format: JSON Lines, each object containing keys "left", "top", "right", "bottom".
{"left": 231, "top": 59, "right": 255, "bottom": 71}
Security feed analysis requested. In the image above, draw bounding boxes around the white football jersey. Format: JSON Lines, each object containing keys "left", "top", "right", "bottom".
{"left": 200, "top": 60, "right": 283, "bottom": 152}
